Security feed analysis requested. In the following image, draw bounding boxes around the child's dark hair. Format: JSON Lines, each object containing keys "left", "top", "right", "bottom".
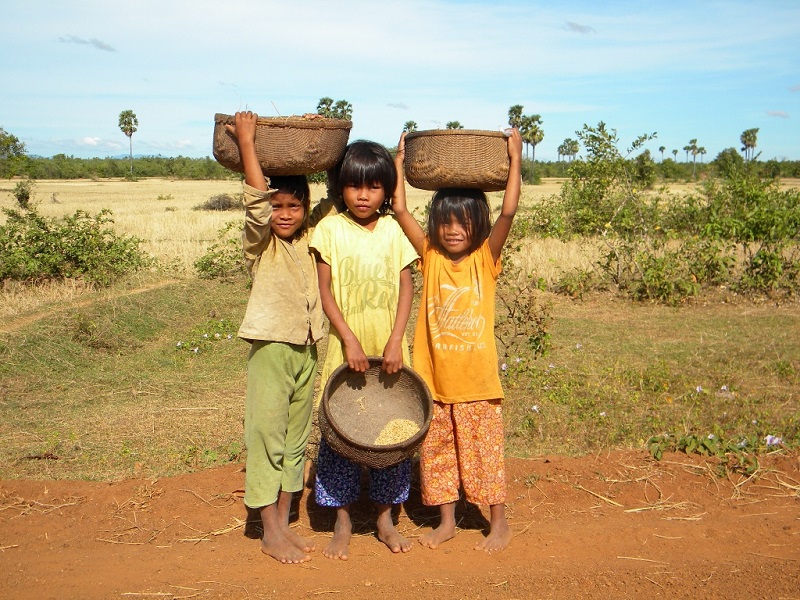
{"left": 269, "top": 175, "right": 311, "bottom": 234}
{"left": 331, "top": 140, "right": 396, "bottom": 214}
{"left": 427, "top": 188, "right": 491, "bottom": 256}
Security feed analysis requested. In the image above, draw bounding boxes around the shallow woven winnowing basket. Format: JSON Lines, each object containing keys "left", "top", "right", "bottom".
{"left": 213, "top": 113, "right": 352, "bottom": 175}
{"left": 319, "top": 357, "right": 433, "bottom": 469}
{"left": 404, "top": 129, "right": 510, "bottom": 192}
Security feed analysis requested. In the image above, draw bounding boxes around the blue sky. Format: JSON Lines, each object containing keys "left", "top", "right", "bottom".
{"left": 2, "top": 0, "right": 799, "bottom": 162}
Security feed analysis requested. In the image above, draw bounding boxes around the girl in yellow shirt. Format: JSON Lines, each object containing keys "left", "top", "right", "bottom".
{"left": 310, "top": 140, "right": 418, "bottom": 560}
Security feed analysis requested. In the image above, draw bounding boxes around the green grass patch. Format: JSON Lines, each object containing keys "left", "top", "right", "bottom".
{"left": 502, "top": 297, "right": 799, "bottom": 460}
{"left": 0, "top": 276, "right": 251, "bottom": 480}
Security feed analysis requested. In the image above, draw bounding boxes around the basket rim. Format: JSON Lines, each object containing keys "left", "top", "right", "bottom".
{"left": 321, "top": 356, "right": 433, "bottom": 453}
{"left": 405, "top": 128, "right": 508, "bottom": 140}
{"left": 214, "top": 113, "right": 352, "bottom": 130}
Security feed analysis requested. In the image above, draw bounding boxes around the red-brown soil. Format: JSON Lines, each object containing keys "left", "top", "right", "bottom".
{"left": 1, "top": 451, "right": 798, "bottom": 600}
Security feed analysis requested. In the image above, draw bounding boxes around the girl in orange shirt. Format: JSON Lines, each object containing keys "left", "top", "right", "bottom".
{"left": 392, "top": 128, "right": 522, "bottom": 553}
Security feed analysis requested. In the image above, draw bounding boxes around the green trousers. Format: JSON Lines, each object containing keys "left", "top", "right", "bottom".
{"left": 244, "top": 340, "right": 317, "bottom": 509}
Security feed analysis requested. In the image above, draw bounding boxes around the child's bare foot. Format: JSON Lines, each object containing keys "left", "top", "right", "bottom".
{"left": 419, "top": 523, "right": 456, "bottom": 549}
{"left": 323, "top": 511, "right": 352, "bottom": 560}
{"left": 377, "top": 524, "right": 412, "bottom": 553}
{"left": 261, "top": 532, "right": 311, "bottom": 564}
{"left": 376, "top": 508, "right": 412, "bottom": 553}
{"left": 283, "top": 525, "right": 316, "bottom": 553}
{"left": 475, "top": 509, "right": 511, "bottom": 553}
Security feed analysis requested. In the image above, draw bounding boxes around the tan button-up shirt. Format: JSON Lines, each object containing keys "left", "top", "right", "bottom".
{"left": 237, "top": 183, "right": 327, "bottom": 345}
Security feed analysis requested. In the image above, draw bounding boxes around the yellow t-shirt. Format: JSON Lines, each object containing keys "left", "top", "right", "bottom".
{"left": 310, "top": 212, "right": 418, "bottom": 403}
{"left": 412, "top": 239, "right": 504, "bottom": 403}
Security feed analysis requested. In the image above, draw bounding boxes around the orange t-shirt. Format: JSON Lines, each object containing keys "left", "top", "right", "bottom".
{"left": 412, "top": 239, "right": 504, "bottom": 404}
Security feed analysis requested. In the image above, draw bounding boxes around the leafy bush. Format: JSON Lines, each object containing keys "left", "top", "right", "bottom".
{"left": 194, "top": 221, "right": 246, "bottom": 279}
{"left": 0, "top": 206, "right": 152, "bottom": 285}
{"left": 13, "top": 179, "right": 34, "bottom": 208}
{"left": 521, "top": 121, "right": 800, "bottom": 302}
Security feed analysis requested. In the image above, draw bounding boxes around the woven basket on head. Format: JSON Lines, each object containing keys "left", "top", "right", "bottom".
{"left": 319, "top": 357, "right": 433, "bottom": 469}
{"left": 404, "top": 129, "right": 510, "bottom": 192}
{"left": 212, "top": 113, "right": 352, "bottom": 175}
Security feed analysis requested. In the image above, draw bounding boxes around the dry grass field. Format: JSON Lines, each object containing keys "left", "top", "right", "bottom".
{"left": 2, "top": 176, "right": 798, "bottom": 320}
{"left": 0, "top": 177, "right": 562, "bottom": 317}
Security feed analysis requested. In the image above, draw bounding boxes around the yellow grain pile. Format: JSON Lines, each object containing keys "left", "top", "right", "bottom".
{"left": 374, "top": 419, "right": 420, "bottom": 446}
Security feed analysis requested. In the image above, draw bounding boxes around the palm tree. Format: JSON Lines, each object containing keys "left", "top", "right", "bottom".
{"left": 672, "top": 149, "right": 678, "bottom": 161}
{"left": 520, "top": 114, "right": 543, "bottom": 161}
{"left": 403, "top": 121, "right": 418, "bottom": 133}
{"left": 658, "top": 145, "right": 665, "bottom": 162}
{"left": 568, "top": 138, "right": 580, "bottom": 161}
{"left": 316, "top": 97, "right": 352, "bottom": 120}
{"left": 558, "top": 137, "right": 579, "bottom": 162}
{"left": 740, "top": 128, "right": 759, "bottom": 161}
{"left": 332, "top": 100, "right": 353, "bottom": 120}
{"left": 689, "top": 139, "right": 699, "bottom": 177}
{"left": 445, "top": 121, "right": 464, "bottom": 129}
{"left": 118, "top": 110, "right": 138, "bottom": 177}
{"left": 507, "top": 105, "right": 524, "bottom": 129}
{"left": 316, "top": 97, "right": 333, "bottom": 116}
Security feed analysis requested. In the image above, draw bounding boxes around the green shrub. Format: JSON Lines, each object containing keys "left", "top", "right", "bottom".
{"left": 194, "top": 221, "right": 247, "bottom": 280}
{"left": 13, "top": 179, "right": 34, "bottom": 209}
{"left": 0, "top": 206, "right": 152, "bottom": 285}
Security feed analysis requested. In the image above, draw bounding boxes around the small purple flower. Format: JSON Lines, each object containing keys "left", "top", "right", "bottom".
{"left": 720, "top": 385, "right": 728, "bottom": 392}
{"left": 575, "top": 343, "right": 583, "bottom": 350}
{"left": 501, "top": 363, "right": 508, "bottom": 371}
{"left": 192, "top": 347, "right": 200, "bottom": 354}
{"left": 696, "top": 385, "right": 703, "bottom": 393}
{"left": 599, "top": 411, "right": 607, "bottom": 417}
{"left": 765, "top": 435, "right": 783, "bottom": 447}
{"left": 531, "top": 405, "right": 540, "bottom": 413}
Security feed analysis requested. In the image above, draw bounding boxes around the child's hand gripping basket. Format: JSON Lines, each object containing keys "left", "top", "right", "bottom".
{"left": 403, "top": 129, "right": 510, "bottom": 192}
{"left": 213, "top": 113, "right": 352, "bottom": 175}
{"left": 318, "top": 357, "right": 434, "bottom": 469}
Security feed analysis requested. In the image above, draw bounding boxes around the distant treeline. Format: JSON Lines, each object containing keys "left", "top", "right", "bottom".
{"left": 20, "top": 155, "right": 236, "bottom": 180}
{"left": 10, "top": 153, "right": 800, "bottom": 182}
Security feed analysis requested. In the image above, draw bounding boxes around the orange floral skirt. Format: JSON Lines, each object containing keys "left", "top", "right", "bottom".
{"left": 419, "top": 399, "right": 506, "bottom": 506}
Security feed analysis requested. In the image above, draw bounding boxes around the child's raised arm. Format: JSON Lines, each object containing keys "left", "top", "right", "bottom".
{"left": 392, "top": 133, "right": 426, "bottom": 256}
{"left": 225, "top": 111, "right": 267, "bottom": 191}
{"left": 488, "top": 128, "right": 523, "bottom": 262}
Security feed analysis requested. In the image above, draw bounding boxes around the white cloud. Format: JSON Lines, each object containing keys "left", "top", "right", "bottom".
{"left": 564, "top": 21, "right": 596, "bottom": 34}
{"left": 58, "top": 35, "right": 115, "bottom": 52}
{"left": 766, "top": 111, "right": 790, "bottom": 119}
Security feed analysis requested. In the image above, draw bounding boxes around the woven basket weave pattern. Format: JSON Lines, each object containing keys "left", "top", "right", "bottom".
{"left": 212, "top": 113, "right": 351, "bottom": 175}
{"left": 404, "top": 129, "right": 510, "bottom": 192}
{"left": 320, "top": 358, "right": 433, "bottom": 469}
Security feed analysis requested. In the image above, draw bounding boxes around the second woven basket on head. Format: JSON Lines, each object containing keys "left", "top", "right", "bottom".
{"left": 318, "top": 357, "right": 433, "bottom": 469}
{"left": 212, "top": 113, "right": 352, "bottom": 175}
{"left": 404, "top": 129, "right": 510, "bottom": 192}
